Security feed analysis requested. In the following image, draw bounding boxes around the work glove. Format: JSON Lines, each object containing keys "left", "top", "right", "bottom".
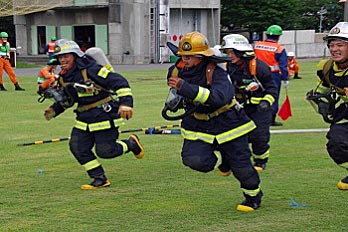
{"left": 318, "top": 101, "right": 330, "bottom": 115}
{"left": 257, "top": 100, "right": 270, "bottom": 112}
{"left": 118, "top": 105, "right": 133, "bottom": 120}
{"left": 44, "top": 107, "right": 56, "bottom": 121}
{"left": 283, "top": 80, "right": 289, "bottom": 89}
{"left": 168, "top": 77, "right": 185, "bottom": 91}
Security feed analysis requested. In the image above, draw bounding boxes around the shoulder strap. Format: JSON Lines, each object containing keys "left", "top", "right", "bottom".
{"left": 171, "top": 67, "right": 179, "bottom": 77}
{"left": 323, "top": 59, "right": 334, "bottom": 84}
{"left": 81, "top": 69, "right": 89, "bottom": 82}
{"left": 171, "top": 63, "right": 216, "bottom": 85}
{"left": 249, "top": 58, "right": 257, "bottom": 76}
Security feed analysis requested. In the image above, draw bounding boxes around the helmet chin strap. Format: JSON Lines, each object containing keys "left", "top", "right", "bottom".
{"left": 336, "top": 58, "right": 348, "bottom": 68}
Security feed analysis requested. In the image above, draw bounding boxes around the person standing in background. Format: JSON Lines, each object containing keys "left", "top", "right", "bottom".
{"left": 46, "top": 36, "right": 57, "bottom": 61}
{"left": 254, "top": 25, "right": 288, "bottom": 126}
{"left": 0, "top": 31, "right": 25, "bottom": 91}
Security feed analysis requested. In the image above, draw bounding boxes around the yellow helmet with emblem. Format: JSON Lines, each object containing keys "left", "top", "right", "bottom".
{"left": 177, "top": 31, "right": 214, "bottom": 56}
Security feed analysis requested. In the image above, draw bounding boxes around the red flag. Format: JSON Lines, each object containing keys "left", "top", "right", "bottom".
{"left": 278, "top": 90, "right": 292, "bottom": 121}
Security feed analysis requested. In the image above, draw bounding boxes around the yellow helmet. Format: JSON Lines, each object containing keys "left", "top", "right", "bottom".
{"left": 177, "top": 32, "right": 214, "bottom": 56}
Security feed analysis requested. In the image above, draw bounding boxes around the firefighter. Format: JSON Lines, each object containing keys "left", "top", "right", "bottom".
{"left": 166, "top": 31, "right": 263, "bottom": 212}
{"left": 37, "top": 58, "right": 59, "bottom": 94}
{"left": 46, "top": 36, "right": 57, "bottom": 61}
{"left": 306, "top": 22, "right": 348, "bottom": 190}
{"left": 220, "top": 34, "right": 278, "bottom": 172}
{"left": 43, "top": 39, "right": 144, "bottom": 190}
{"left": 287, "top": 51, "right": 301, "bottom": 79}
{"left": 0, "top": 31, "right": 25, "bottom": 91}
{"left": 254, "top": 25, "right": 289, "bottom": 126}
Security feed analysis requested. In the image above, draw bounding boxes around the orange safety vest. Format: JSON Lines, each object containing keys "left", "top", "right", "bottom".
{"left": 254, "top": 40, "right": 284, "bottom": 73}
{"left": 48, "top": 41, "right": 55, "bottom": 53}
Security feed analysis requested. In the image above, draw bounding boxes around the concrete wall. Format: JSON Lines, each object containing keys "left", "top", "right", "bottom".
{"left": 277, "top": 30, "right": 329, "bottom": 59}
{"left": 108, "top": 0, "right": 151, "bottom": 64}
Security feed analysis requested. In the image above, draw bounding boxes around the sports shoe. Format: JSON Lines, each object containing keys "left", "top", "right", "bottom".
{"left": 337, "top": 176, "right": 348, "bottom": 190}
{"left": 128, "top": 134, "right": 145, "bottom": 159}
{"left": 81, "top": 176, "right": 111, "bottom": 190}
{"left": 237, "top": 191, "right": 263, "bottom": 212}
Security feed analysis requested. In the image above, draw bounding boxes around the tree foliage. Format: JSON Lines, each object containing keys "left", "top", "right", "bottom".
{"left": 221, "top": 0, "right": 344, "bottom": 34}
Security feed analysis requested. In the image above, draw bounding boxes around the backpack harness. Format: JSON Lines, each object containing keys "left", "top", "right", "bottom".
{"left": 58, "top": 69, "right": 113, "bottom": 112}
{"left": 170, "top": 62, "right": 236, "bottom": 121}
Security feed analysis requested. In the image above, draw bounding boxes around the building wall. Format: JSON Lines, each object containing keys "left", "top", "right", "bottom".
{"left": 14, "top": 0, "right": 221, "bottom": 64}
{"left": 278, "top": 30, "right": 329, "bottom": 58}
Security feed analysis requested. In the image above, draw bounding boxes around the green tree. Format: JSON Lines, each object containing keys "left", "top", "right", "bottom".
{"left": 221, "top": 0, "right": 344, "bottom": 35}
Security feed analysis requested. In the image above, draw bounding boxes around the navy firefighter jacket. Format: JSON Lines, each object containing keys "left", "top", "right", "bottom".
{"left": 50, "top": 55, "right": 133, "bottom": 125}
{"left": 227, "top": 58, "right": 278, "bottom": 113}
{"left": 167, "top": 59, "right": 253, "bottom": 136}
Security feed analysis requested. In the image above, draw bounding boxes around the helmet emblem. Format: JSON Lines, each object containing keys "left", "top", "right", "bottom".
{"left": 331, "top": 27, "right": 340, "bottom": 34}
{"left": 54, "top": 46, "right": 61, "bottom": 53}
{"left": 182, "top": 42, "right": 192, "bottom": 51}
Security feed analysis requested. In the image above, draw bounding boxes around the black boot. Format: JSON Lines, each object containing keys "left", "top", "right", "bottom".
{"left": 80, "top": 174, "right": 110, "bottom": 190}
{"left": 0, "top": 84, "right": 7, "bottom": 91}
{"left": 126, "top": 134, "right": 145, "bottom": 159}
{"left": 14, "top": 83, "right": 25, "bottom": 91}
{"left": 237, "top": 191, "right": 263, "bottom": 212}
{"left": 293, "top": 73, "right": 302, "bottom": 79}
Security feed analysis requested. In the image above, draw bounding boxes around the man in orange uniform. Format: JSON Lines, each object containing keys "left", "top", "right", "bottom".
{"left": 254, "top": 25, "right": 288, "bottom": 126}
{"left": 46, "top": 36, "right": 57, "bottom": 61}
{"left": 37, "top": 58, "right": 59, "bottom": 94}
{"left": 287, "top": 52, "right": 301, "bottom": 79}
{"left": 0, "top": 31, "right": 25, "bottom": 91}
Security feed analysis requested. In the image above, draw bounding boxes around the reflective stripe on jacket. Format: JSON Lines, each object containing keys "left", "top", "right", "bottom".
{"left": 181, "top": 120, "right": 256, "bottom": 144}
{"left": 74, "top": 118, "right": 126, "bottom": 131}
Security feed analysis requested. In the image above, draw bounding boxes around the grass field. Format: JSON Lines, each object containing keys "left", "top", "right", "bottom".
{"left": 0, "top": 61, "right": 346, "bottom": 232}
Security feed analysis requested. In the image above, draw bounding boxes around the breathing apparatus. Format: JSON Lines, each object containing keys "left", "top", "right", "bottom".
{"left": 306, "top": 89, "right": 339, "bottom": 123}
{"left": 37, "top": 85, "right": 76, "bottom": 108}
{"left": 161, "top": 88, "right": 197, "bottom": 121}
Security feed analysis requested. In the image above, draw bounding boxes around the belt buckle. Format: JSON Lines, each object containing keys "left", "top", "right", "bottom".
{"left": 102, "top": 103, "right": 112, "bottom": 112}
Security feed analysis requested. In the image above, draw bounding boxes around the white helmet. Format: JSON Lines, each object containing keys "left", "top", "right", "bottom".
{"left": 287, "top": 52, "right": 295, "bottom": 57}
{"left": 324, "top": 22, "right": 348, "bottom": 42}
{"left": 54, "top": 39, "right": 84, "bottom": 57}
{"left": 221, "top": 34, "right": 253, "bottom": 52}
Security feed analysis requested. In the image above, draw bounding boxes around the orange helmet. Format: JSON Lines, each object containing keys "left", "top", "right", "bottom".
{"left": 177, "top": 32, "right": 214, "bottom": 56}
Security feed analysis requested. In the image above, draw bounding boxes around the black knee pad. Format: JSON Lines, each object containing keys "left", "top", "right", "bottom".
{"left": 95, "top": 143, "right": 118, "bottom": 159}
{"left": 182, "top": 155, "right": 215, "bottom": 173}
{"left": 327, "top": 138, "right": 348, "bottom": 164}
{"left": 232, "top": 166, "right": 260, "bottom": 189}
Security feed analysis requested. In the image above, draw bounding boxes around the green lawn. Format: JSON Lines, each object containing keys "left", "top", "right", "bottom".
{"left": 0, "top": 61, "right": 346, "bottom": 232}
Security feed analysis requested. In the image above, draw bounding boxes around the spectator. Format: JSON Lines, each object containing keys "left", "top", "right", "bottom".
{"left": 287, "top": 52, "right": 302, "bottom": 79}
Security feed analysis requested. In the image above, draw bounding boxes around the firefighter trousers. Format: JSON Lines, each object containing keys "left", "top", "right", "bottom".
{"left": 326, "top": 123, "right": 348, "bottom": 167}
{"left": 181, "top": 135, "right": 260, "bottom": 191}
{"left": 247, "top": 107, "right": 273, "bottom": 160}
{"left": 69, "top": 127, "right": 126, "bottom": 178}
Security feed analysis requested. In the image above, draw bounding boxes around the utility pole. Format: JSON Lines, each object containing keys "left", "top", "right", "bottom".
{"left": 339, "top": 0, "right": 348, "bottom": 21}
{"left": 317, "top": 7, "right": 327, "bottom": 33}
